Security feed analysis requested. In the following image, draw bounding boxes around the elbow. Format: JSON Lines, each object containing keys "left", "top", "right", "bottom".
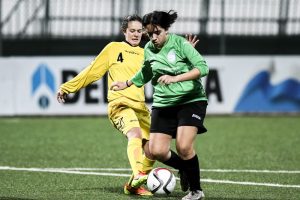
{"left": 200, "top": 67, "right": 209, "bottom": 77}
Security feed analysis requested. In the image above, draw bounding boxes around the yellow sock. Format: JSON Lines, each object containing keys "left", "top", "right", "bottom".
{"left": 142, "top": 154, "right": 155, "bottom": 174}
{"left": 127, "top": 138, "right": 143, "bottom": 176}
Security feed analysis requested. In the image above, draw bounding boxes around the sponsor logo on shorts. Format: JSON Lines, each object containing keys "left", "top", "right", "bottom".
{"left": 192, "top": 114, "right": 201, "bottom": 120}
{"left": 115, "top": 117, "right": 125, "bottom": 130}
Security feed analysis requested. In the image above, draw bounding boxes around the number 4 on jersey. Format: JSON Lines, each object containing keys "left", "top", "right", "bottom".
{"left": 117, "top": 53, "right": 124, "bottom": 62}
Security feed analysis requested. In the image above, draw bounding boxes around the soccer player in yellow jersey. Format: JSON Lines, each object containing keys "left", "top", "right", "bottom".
{"left": 57, "top": 14, "right": 199, "bottom": 196}
{"left": 57, "top": 14, "right": 153, "bottom": 196}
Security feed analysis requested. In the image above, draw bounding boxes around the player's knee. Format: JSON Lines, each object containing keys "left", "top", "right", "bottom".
{"left": 176, "top": 145, "right": 194, "bottom": 159}
{"left": 143, "top": 141, "right": 155, "bottom": 160}
{"left": 126, "top": 127, "right": 142, "bottom": 139}
{"left": 149, "top": 146, "right": 169, "bottom": 161}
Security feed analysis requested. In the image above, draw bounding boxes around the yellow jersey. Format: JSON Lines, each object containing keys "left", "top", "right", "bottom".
{"left": 60, "top": 41, "right": 145, "bottom": 102}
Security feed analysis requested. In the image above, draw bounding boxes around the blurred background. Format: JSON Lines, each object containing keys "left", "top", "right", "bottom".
{"left": 0, "top": 0, "right": 300, "bottom": 115}
{"left": 1, "top": 0, "right": 300, "bottom": 55}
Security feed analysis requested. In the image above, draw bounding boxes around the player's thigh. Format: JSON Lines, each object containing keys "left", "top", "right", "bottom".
{"left": 136, "top": 103, "right": 151, "bottom": 141}
{"left": 176, "top": 126, "right": 198, "bottom": 157}
{"left": 149, "top": 132, "right": 172, "bottom": 159}
{"left": 150, "top": 106, "right": 178, "bottom": 138}
{"left": 176, "top": 101, "right": 207, "bottom": 157}
{"left": 178, "top": 101, "right": 208, "bottom": 134}
{"left": 108, "top": 106, "right": 140, "bottom": 136}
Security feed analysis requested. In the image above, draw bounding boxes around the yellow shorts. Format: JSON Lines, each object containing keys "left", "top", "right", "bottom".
{"left": 108, "top": 97, "right": 151, "bottom": 140}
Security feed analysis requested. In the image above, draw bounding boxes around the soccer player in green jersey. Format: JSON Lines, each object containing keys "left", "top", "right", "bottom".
{"left": 57, "top": 14, "right": 199, "bottom": 197}
{"left": 111, "top": 10, "right": 208, "bottom": 200}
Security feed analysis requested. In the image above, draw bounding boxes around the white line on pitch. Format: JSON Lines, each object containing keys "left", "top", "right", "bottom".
{"left": 202, "top": 169, "right": 300, "bottom": 174}
{"left": 45, "top": 167, "right": 132, "bottom": 171}
{"left": 19, "top": 167, "right": 300, "bottom": 174}
{"left": 0, "top": 166, "right": 300, "bottom": 189}
{"left": 0, "top": 166, "right": 130, "bottom": 177}
{"left": 203, "top": 178, "right": 300, "bottom": 188}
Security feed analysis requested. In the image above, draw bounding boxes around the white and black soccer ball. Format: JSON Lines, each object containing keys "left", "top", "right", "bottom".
{"left": 147, "top": 167, "right": 176, "bottom": 194}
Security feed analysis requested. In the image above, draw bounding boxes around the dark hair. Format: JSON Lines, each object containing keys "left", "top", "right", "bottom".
{"left": 121, "top": 14, "right": 142, "bottom": 32}
{"left": 142, "top": 10, "right": 177, "bottom": 30}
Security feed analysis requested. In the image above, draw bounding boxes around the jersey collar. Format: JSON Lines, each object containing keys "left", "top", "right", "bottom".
{"left": 123, "top": 40, "right": 139, "bottom": 47}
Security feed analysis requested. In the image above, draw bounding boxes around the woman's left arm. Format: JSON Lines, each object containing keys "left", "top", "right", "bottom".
{"left": 157, "top": 37, "right": 208, "bottom": 85}
{"left": 183, "top": 40, "right": 209, "bottom": 79}
{"left": 157, "top": 68, "right": 200, "bottom": 84}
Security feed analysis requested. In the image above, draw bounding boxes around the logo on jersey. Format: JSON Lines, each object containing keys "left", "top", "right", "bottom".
{"left": 167, "top": 50, "right": 176, "bottom": 63}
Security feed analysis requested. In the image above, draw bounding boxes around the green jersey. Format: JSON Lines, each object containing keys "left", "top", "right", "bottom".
{"left": 131, "top": 34, "right": 209, "bottom": 107}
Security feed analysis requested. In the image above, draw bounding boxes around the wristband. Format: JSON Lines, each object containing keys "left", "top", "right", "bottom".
{"left": 126, "top": 80, "right": 130, "bottom": 87}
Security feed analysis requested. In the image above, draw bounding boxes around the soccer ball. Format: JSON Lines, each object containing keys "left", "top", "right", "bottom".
{"left": 147, "top": 167, "right": 176, "bottom": 194}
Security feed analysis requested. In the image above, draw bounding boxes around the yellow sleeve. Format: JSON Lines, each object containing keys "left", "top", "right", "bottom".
{"left": 60, "top": 44, "right": 111, "bottom": 94}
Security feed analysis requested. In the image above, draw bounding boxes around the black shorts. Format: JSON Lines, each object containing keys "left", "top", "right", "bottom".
{"left": 150, "top": 101, "right": 208, "bottom": 138}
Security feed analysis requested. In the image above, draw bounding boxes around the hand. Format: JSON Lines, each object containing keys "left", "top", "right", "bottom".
{"left": 57, "top": 89, "right": 67, "bottom": 103}
{"left": 110, "top": 81, "right": 127, "bottom": 91}
{"left": 157, "top": 75, "right": 178, "bottom": 85}
{"left": 185, "top": 34, "right": 199, "bottom": 48}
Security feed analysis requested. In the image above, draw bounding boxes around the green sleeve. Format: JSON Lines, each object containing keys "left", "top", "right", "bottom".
{"left": 181, "top": 39, "right": 209, "bottom": 77}
{"left": 130, "top": 60, "right": 153, "bottom": 87}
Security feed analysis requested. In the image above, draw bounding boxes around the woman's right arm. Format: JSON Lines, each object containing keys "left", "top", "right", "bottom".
{"left": 110, "top": 60, "right": 153, "bottom": 91}
{"left": 57, "top": 44, "right": 111, "bottom": 103}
